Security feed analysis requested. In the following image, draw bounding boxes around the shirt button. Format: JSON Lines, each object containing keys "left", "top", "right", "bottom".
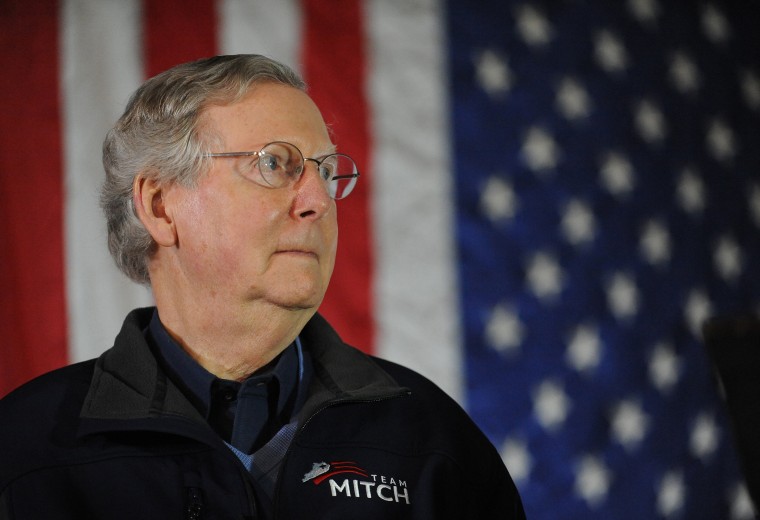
{"left": 221, "top": 389, "right": 235, "bottom": 401}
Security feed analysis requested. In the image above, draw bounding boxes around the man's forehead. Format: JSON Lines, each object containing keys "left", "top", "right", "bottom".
{"left": 287, "top": 140, "right": 337, "bottom": 156}
{"left": 199, "top": 89, "right": 335, "bottom": 154}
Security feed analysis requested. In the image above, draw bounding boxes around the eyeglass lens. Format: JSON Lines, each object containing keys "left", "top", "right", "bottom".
{"left": 243, "top": 142, "right": 357, "bottom": 200}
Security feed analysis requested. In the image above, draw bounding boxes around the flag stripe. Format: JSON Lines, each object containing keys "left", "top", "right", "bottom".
{"left": 0, "top": 0, "right": 67, "bottom": 396}
{"left": 218, "top": 0, "right": 302, "bottom": 68}
{"left": 62, "top": 0, "right": 152, "bottom": 363}
{"left": 366, "top": 0, "right": 462, "bottom": 400}
{"left": 144, "top": 0, "right": 218, "bottom": 77}
{"left": 301, "top": 0, "right": 375, "bottom": 353}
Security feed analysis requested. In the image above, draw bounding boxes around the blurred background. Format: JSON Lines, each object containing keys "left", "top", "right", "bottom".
{"left": 2, "top": 0, "right": 759, "bottom": 518}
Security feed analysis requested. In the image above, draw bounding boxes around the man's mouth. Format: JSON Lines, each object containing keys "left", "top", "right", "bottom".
{"left": 275, "top": 249, "right": 318, "bottom": 259}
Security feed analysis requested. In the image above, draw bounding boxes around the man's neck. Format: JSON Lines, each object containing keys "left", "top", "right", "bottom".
{"left": 153, "top": 295, "right": 314, "bottom": 382}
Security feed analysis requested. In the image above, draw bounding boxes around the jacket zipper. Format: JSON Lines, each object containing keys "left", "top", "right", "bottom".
{"left": 185, "top": 487, "right": 204, "bottom": 520}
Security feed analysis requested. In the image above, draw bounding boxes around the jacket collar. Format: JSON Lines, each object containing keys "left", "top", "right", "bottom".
{"left": 78, "top": 307, "right": 406, "bottom": 437}
{"left": 296, "top": 311, "right": 410, "bottom": 422}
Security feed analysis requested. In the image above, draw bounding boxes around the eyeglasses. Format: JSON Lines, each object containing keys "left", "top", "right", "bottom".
{"left": 203, "top": 141, "right": 360, "bottom": 200}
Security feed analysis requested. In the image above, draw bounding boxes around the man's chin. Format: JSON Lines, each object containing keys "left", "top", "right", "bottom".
{"left": 266, "top": 286, "right": 326, "bottom": 313}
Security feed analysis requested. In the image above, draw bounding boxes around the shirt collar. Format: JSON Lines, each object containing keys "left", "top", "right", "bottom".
{"left": 146, "top": 309, "right": 303, "bottom": 421}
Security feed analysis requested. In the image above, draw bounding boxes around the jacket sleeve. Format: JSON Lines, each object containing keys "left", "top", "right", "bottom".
{"left": 469, "top": 446, "right": 527, "bottom": 519}
{"left": 1, "top": 487, "right": 13, "bottom": 520}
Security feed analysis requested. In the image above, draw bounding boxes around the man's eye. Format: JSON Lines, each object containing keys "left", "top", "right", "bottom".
{"left": 319, "top": 158, "right": 339, "bottom": 179}
{"left": 318, "top": 164, "right": 334, "bottom": 180}
{"left": 260, "top": 153, "right": 280, "bottom": 172}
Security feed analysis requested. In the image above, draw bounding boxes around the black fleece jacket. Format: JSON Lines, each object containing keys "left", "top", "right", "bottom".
{"left": 0, "top": 307, "right": 525, "bottom": 519}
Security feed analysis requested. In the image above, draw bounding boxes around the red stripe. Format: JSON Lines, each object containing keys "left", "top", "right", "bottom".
{"left": 0, "top": 0, "right": 67, "bottom": 396}
{"left": 313, "top": 469, "right": 370, "bottom": 486}
{"left": 301, "top": 0, "right": 375, "bottom": 353}
{"left": 143, "top": 0, "right": 218, "bottom": 78}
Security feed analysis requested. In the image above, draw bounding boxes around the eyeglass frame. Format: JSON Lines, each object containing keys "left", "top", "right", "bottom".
{"left": 202, "top": 141, "right": 360, "bottom": 200}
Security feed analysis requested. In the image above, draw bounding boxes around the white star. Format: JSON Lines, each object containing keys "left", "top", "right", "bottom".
{"left": 685, "top": 289, "right": 713, "bottom": 338}
{"left": 634, "top": 99, "right": 667, "bottom": 144}
{"left": 556, "top": 77, "right": 592, "bottom": 121}
{"left": 575, "top": 455, "right": 612, "bottom": 508}
{"left": 533, "top": 379, "right": 572, "bottom": 431}
{"left": 701, "top": 4, "right": 731, "bottom": 44}
{"left": 714, "top": 235, "right": 743, "bottom": 283}
{"left": 566, "top": 324, "right": 602, "bottom": 374}
{"left": 485, "top": 304, "right": 524, "bottom": 355}
{"left": 500, "top": 438, "right": 533, "bottom": 484}
{"left": 594, "top": 30, "right": 629, "bottom": 73}
{"left": 607, "top": 272, "right": 640, "bottom": 321}
{"left": 639, "top": 219, "right": 671, "bottom": 267}
{"left": 526, "top": 252, "right": 564, "bottom": 302}
{"left": 600, "top": 152, "right": 635, "bottom": 197}
{"left": 481, "top": 176, "right": 518, "bottom": 222}
{"left": 706, "top": 118, "right": 737, "bottom": 163}
{"left": 676, "top": 167, "right": 707, "bottom": 216}
{"left": 649, "top": 342, "right": 682, "bottom": 393}
{"left": 657, "top": 471, "right": 686, "bottom": 517}
{"left": 749, "top": 183, "right": 760, "bottom": 228}
{"left": 515, "top": 5, "right": 553, "bottom": 47}
{"left": 741, "top": 70, "right": 760, "bottom": 111}
{"left": 729, "top": 482, "right": 757, "bottom": 520}
{"left": 521, "top": 126, "right": 561, "bottom": 175}
{"left": 611, "top": 399, "right": 650, "bottom": 451}
{"left": 627, "top": 0, "right": 660, "bottom": 26}
{"left": 474, "top": 49, "right": 512, "bottom": 97}
{"left": 669, "top": 52, "right": 701, "bottom": 94}
{"left": 561, "top": 199, "right": 596, "bottom": 246}
{"left": 690, "top": 412, "right": 721, "bottom": 461}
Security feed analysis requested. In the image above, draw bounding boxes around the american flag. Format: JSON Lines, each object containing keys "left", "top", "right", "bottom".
{"left": 1, "top": 0, "right": 759, "bottom": 518}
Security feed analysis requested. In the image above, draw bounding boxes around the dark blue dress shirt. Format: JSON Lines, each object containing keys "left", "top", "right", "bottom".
{"left": 145, "top": 310, "right": 311, "bottom": 498}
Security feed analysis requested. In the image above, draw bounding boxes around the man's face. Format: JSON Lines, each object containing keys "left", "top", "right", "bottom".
{"left": 164, "top": 83, "right": 338, "bottom": 314}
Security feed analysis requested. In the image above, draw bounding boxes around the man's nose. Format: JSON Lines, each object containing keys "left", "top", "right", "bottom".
{"left": 291, "top": 161, "right": 332, "bottom": 219}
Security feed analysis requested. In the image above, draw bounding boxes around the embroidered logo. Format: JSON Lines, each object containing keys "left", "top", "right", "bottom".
{"left": 302, "top": 461, "right": 411, "bottom": 505}
{"left": 302, "top": 462, "right": 331, "bottom": 483}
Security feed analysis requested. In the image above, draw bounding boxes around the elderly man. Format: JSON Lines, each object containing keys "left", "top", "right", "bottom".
{"left": 0, "top": 55, "right": 525, "bottom": 519}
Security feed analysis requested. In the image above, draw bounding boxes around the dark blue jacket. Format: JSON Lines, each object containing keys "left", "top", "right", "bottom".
{"left": 0, "top": 308, "right": 525, "bottom": 519}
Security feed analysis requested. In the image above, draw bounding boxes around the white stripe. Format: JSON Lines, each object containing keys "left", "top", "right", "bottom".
{"left": 218, "top": 0, "right": 302, "bottom": 72}
{"left": 61, "top": 0, "right": 152, "bottom": 362}
{"left": 366, "top": 0, "right": 463, "bottom": 402}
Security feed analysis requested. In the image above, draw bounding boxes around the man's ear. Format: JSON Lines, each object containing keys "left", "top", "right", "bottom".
{"left": 133, "top": 174, "right": 177, "bottom": 247}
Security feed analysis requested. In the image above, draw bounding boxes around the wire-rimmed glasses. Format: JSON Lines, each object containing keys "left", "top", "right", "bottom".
{"left": 204, "top": 141, "right": 360, "bottom": 200}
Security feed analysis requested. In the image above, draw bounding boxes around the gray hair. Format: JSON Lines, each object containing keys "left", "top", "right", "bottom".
{"left": 101, "top": 54, "right": 306, "bottom": 285}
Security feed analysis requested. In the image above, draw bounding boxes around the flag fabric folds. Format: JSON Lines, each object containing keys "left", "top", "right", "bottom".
{"left": 1, "top": 1, "right": 759, "bottom": 518}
